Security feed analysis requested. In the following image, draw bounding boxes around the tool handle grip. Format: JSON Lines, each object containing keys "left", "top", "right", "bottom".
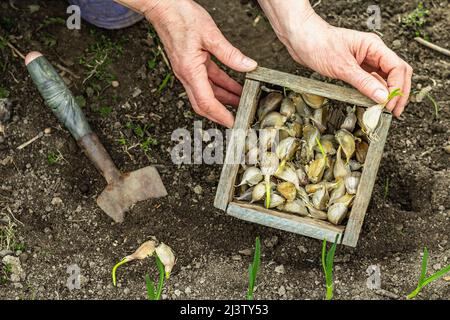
{"left": 26, "top": 55, "right": 92, "bottom": 140}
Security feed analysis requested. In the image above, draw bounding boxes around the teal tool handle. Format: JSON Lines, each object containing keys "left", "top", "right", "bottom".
{"left": 26, "top": 56, "right": 92, "bottom": 140}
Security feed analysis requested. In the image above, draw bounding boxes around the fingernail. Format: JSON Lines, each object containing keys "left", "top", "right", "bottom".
{"left": 242, "top": 57, "right": 257, "bottom": 69}
{"left": 373, "top": 89, "right": 389, "bottom": 104}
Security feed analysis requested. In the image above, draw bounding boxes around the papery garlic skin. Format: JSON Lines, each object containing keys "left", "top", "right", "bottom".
{"left": 126, "top": 240, "right": 156, "bottom": 261}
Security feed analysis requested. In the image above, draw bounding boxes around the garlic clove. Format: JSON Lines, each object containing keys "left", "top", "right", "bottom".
{"left": 155, "top": 243, "right": 176, "bottom": 279}
{"left": 277, "top": 181, "right": 297, "bottom": 202}
{"left": 257, "top": 92, "right": 283, "bottom": 121}
{"left": 238, "top": 166, "right": 263, "bottom": 187}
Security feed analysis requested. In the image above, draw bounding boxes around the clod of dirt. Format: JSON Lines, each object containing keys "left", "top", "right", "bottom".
{"left": 2, "top": 255, "right": 25, "bottom": 282}
{"left": 0, "top": 99, "right": 12, "bottom": 124}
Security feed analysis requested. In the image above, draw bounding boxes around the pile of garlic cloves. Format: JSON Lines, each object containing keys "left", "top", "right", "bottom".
{"left": 235, "top": 90, "right": 373, "bottom": 226}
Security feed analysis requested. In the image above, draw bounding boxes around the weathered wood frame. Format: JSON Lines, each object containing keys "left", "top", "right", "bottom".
{"left": 214, "top": 67, "right": 391, "bottom": 247}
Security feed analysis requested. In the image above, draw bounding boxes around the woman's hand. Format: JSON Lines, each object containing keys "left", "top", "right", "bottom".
{"left": 144, "top": 0, "right": 258, "bottom": 127}
{"left": 258, "top": 0, "right": 412, "bottom": 117}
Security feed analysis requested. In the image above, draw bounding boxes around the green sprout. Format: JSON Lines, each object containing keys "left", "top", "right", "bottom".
{"left": 386, "top": 88, "right": 403, "bottom": 103}
{"left": 402, "top": 2, "right": 429, "bottom": 38}
{"left": 315, "top": 136, "right": 327, "bottom": 162}
{"left": 247, "top": 237, "right": 261, "bottom": 300}
{"left": 407, "top": 247, "right": 450, "bottom": 299}
{"left": 0, "top": 86, "right": 9, "bottom": 99}
{"left": 146, "top": 256, "right": 165, "bottom": 300}
{"left": 98, "top": 106, "right": 112, "bottom": 117}
{"left": 425, "top": 93, "right": 439, "bottom": 119}
{"left": 47, "top": 151, "right": 61, "bottom": 165}
{"left": 322, "top": 235, "right": 339, "bottom": 300}
{"left": 158, "top": 73, "right": 173, "bottom": 93}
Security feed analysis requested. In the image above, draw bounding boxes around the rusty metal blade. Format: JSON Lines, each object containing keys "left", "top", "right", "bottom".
{"left": 97, "top": 166, "right": 167, "bottom": 222}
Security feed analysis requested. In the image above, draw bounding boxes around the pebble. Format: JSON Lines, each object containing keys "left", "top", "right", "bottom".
{"left": 184, "top": 287, "right": 192, "bottom": 295}
{"left": 111, "top": 81, "right": 119, "bottom": 88}
{"left": 277, "top": 285, "right": 286, "bottom": 296}
{"left": 238, "top": 248, "right": 253, "bottom": 256}
{"left": 174, "top": 289, "right": 181, "bottom": 297}
{"left": 0, "top": 249, "right": 13, "bottom": 258}
{"left": 444, "top": 145, "right": 450, "bottom": 154}
{"left": 193, "top": 185, "right": 203, "bottom": 195}
{"left": 298, "top": 245, "right": 308, "bottom": 254}
{"left": 132, "top": 88, "right": 142, "bottom": 98}
{"left": 392, "top": 40, "right": 402, "bottom": 49}
{"left": 51, "top": 197, "right": 63, "bottom": 206}
{"left": 231, "top": 255, "right": 242, "bottom": 261}
{"left": 19, "top": 253, "right": 29, "bottom": 263}
{"left": 433, "top": 263, "right": 442, "bottom": 271}
{"left": 124, "top": 288, "right": 130, "bottom": 295}
{"left": 264, "top": 235, "right": 278, "bottom": 248}
{"left": 44, "top": 127, "right": 52, "bottom": 135}
{"left": 275, "top": 265, "right": 285, "bottom": 274}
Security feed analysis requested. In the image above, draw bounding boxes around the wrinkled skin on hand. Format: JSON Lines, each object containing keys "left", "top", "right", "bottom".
{"left": 145, "top": 0, "right": 257, "bottom": 128}
{"left": 263, "top": 3, "right": 412, "bottom": 117}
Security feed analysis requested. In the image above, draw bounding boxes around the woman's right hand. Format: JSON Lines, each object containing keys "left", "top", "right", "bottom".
{"left": 144, "top": 0, "right": 258, "bottom": 128}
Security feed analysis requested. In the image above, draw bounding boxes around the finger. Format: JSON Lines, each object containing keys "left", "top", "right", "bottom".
{"left": 370, "top": 72, "right": 387, "bottom": 87}
{"left": 392, "top": 65, "right": 413, "bottom": 117}
{"left": 341, "top": 62, "right": 389, "bottom": 104}
{"left": 362, "top": 38, "right": 412, "bottom": 111}
{"left": 209, "top": 80, "right": 240, "bottom": 107}
{"left": 203, "top": 29, "right": 257, "bottom": 72}
{"left": 184, "top": 65, "right": 235, "bottom": 128}
{"left": 206, "top": 59, "right": 243, "bottom": 96}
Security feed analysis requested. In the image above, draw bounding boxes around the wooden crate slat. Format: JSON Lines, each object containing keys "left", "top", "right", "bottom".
{"left": 342, "top": 113, "right": 392, "bottom": 247}
{"left": 228, "top": 202, "right": 344, "bottom": 242}
{"left": 214, "top": 79, "right": 261, "bottom": 210}
{"left": 247, "top": 67, "right": 375, "bottom": 107}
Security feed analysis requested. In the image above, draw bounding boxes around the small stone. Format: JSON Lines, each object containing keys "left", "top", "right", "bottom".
{"left": 264, "top": 235, "right": 278, "bottom": 248}
{"left": 277, "top": 285, "right": 286, "bottom": 296}
{"left": 44, "top": 127, "right": 52, "bottom": 134}
{"left": 19, "top": 253, "right": 29, "bottom": 263}
{"left": 51, "top": 197, "right": 63, "bottom": 206}
{"left": 124, "top": 288, "right": 130, "bottom": 295}
{"left": 432, "top": 263, "right": 442, "bottom": 271}
{"left": 298, "top": 245, "right": 308, "bottom": 254}
{"left": 132, "top": 88, "right": 142, "bottom": 98}
{"left": 392, "top": 39, "right": 402, "bottom": 49}
{"left": 232, "top": 255, "right": 242, "bottom": 261}
{"left": 193, "top": 185, "right": 203, "bottom": 195}
{"left": 444, "top": 145, "right": 450, "bottom": 154}
{"left": 184, "top": 287, "right": 192, "bottom": 294}
{"left": 238, "top": 248, "right": 253, "bottom": 256}
{"left": 0, "top": 249, "right": 13, "bottom": 258}
{"left": 111, "top": 81, "right": 120, "bottom": 88}
{"left": 275, "top": 265, "right": 285, "bottom": 274}
{"left": 174, "top": 289, "right": 181, "bottom": 296}
{"left": 176, "top": 100, "right": 184, "bottom": 109}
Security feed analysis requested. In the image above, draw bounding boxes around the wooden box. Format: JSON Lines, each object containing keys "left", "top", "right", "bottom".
{"left": 214, "top": 67, "right": 391, "bottom": 247}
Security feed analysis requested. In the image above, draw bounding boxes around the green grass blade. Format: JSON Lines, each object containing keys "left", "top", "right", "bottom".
{"left": 422, "top": 263, "right": 450, "bottom": 287}
{"left": 321, "top": 239, "right": 327, "bottom": 275}
{"left": 145, "top": 274, "right": 156, "bottom": 300}
{"left": 247, "top": 237, "right": 261, "bottom": 300}
{"left": 419, "top": 247, "right": 428, "bottom": 285}
{"left": 155, "top": 256, "right": 165, "bottom": 300}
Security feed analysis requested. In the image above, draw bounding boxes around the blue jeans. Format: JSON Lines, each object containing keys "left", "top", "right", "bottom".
{"left": 68, "top": 0, "right": 144, "bottom": 29}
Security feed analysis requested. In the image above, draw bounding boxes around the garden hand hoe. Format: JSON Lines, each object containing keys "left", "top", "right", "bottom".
{"left": 25, "top": 52, "right": 167, "bottom": 223}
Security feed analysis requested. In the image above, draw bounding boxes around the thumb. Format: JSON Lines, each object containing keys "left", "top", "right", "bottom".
{"left": 204, "top": 31, "right": 257, "bottom": 72}
{"left": 343, "top": 64, "right": 389, "bottom": 104}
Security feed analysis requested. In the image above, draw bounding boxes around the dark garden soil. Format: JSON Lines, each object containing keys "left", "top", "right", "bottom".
{"left": 0, "top": 0, "right": 449, "bottom": 300}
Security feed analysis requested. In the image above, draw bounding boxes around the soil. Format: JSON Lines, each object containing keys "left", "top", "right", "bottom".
{"left": 0, "top": 0, "right": 449, "bottom": 300}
